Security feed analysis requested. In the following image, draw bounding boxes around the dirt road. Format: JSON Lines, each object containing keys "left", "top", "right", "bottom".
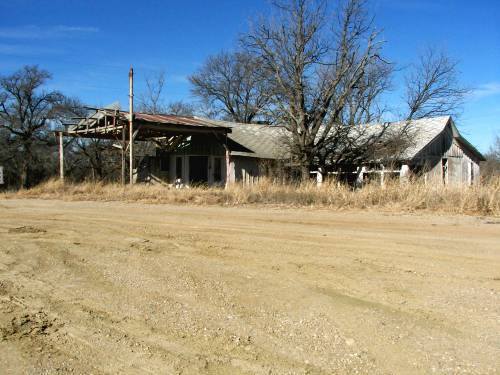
{"left": 0, "top": 199, "right": 498, "bottom": 374}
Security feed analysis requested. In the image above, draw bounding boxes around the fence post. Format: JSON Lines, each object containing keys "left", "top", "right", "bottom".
{"left": 400, "top": 164, "right": 410, "bottom": 183}
{"left": 59, "top": 132, "right": 64, "bottom": 182}
{"left": 316, "top": 168, "right": 324, "bottom": 187}
{"left": 356, "top": 166, "right": 366, "bottom": 187}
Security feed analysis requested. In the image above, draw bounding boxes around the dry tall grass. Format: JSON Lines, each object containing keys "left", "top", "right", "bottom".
{"left": 2, "top": 177, "right": 499, "bottom": 216}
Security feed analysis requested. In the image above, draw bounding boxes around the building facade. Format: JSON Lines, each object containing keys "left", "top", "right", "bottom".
{"left": 65, "top": 110, "right": 484, "bottom": 187}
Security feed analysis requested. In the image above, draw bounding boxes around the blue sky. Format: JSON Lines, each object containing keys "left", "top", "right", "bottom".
{"left": 0, "top": 0, "right": 498, "bottom": 153}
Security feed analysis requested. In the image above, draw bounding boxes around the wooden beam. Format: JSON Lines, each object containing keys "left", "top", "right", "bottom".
{"left": 132, "top": 126, "right": 141, "bottom": 142}
{"left": 70, "top": 124, "right": 126, "bottom": 134}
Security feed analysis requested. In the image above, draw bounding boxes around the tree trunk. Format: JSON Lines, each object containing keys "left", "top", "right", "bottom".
{"left": 300, "top": 164, "right": 310, "bottom": 182}
{"left": 19, "top": 141, "right": 33, "bottom": 189}
{"left": 19, "top": 144, "right": 31, "bottom": 189}
{"left": 19, "top": 159, "right": 28, "bottom": 189}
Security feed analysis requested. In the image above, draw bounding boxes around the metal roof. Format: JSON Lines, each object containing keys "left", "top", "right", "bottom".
{"left": 217, "top": 116, "right": 484, "bottom": 162}
{"left": 188, "top": 117, "right": 290, "bottom": 159}
{"left": 357, "top": 116, "right": 485, "bottom": 161}
{"left": 64, "top": 109, "right": 230, "bottom": 139}
{"left": 228, "top": 124, "right": 289, "bottom": 159}
{"left": 65, "top": 109, "right": 483, "bottom": 162}
{"left": 357, "top": 116, "right": 453, "bottom": 160}
{"left": 136, "top": 113, "right": 229, "bottom": 129}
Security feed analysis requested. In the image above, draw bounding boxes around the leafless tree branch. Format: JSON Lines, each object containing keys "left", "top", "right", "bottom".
{"left": 405, "top": 47, "right": 469, "bottom": 120}
{"left": 189, "top": 51, "right": 271, "bottom": 123}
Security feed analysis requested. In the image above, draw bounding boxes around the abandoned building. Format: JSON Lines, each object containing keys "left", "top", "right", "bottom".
{"left": 340, "top": 116, "right": 486, "bottom": 186}
{"left": 399, "top": 116, "right": 485, "bottom": 185}
{"left": 61, "top": 110, "right": 484, "bottom": 187}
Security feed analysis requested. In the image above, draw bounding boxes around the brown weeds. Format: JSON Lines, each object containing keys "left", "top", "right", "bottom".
{"left": 2, "top": 177, "right": 499, "bottom": 216}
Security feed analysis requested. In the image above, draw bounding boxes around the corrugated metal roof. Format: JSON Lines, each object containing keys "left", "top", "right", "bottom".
{"left": 70, "top": 110, "right": 230, "bottom": 130}
{"left": 137, "top": 113, "right": 228, "bottom": 129}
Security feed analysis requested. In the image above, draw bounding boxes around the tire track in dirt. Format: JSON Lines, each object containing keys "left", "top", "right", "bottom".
{"left": 0, "top": 199, "right": 498, "bottom": 374}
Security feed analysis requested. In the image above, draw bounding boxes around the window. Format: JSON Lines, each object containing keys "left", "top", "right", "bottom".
{"left": 176, "top": 157, "right": 183, "bottom": 179}
{"left": 160, "top": 156, "right": 169, "bottom": 172}
{"left": 470, "top": 162, "right": 474, "bottom": 185}
{"left": 213, "top": 157, "right": 222, "bottom": 182}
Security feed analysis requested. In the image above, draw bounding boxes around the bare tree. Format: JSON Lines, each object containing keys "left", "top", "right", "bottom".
{"left": 244, "top": 0, "right": 386, "bottom": 179}
{"left": 167, "top": 100, "right": 196, "bottom": 116}
{"left": 343, "top": 60, "right": 393, "bottom": 125}
{"left": 138, "top": 71, "right": 167, "bottom": 114}
{"left": 0, "top": 66, "right": 67, "bottom": 188}
{"left": 138, "top": 71, "right": 196, "bottom": 116}
{"left": 481, "top": 134, "right": 500, "bottom": 182}
{"left": 405, "top": 47, "right": 469, "bottom": 120}
{"left": 72, "top": 138, "right": 121, "bottom": 181}
{"left": 189, "top": 51, "right": 270, "bottom": 123}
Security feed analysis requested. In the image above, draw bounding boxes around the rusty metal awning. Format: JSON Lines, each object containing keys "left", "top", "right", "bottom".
{"left": 61, "top": 108, "right": 231, "bottom": 141}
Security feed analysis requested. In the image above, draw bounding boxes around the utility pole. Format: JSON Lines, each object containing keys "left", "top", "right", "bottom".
{"left": 129, "top": 67, "right": 134, "bottom": 185}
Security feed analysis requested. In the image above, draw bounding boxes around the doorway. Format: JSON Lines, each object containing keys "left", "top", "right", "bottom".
{"left": 441, "top": 158, "right": 448, "bottom": 185}
{"left": 189, "top": 156, "right": 208, "bottom": 184}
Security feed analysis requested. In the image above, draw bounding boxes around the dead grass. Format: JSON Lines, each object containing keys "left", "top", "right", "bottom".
{"left": 2, "top": 177, "right": 499, "bottom": 216}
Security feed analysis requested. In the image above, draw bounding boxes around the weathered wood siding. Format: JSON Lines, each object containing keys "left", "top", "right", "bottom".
{"left": 413, "top": 124, "right": 481, "bottom": 185}
{"left": 232, "top": 156, "right": 261, "bottom": 185}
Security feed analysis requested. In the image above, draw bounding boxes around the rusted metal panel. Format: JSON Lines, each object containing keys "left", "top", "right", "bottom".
{"left": 62, "top": 109, "right": 231, "bottom": 141}
{"left": 134, "top": 113, "right": 229, "bottom": 129}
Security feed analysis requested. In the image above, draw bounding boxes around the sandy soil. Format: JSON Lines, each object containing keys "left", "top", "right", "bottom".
{"left": 0, "top": 199, "right": 499, "bottom": 374}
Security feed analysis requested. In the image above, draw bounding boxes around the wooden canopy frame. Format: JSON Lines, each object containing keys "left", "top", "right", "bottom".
{"left": 56, "top": 107, "right": 232, "bottom": 186}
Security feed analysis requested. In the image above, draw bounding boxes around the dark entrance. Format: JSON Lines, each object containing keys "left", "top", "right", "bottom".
{"left": 441, "top": 158, "right": 448, "bottom": 185}
{"left": 189, "top": 156, "right": 208, "bottom": 184}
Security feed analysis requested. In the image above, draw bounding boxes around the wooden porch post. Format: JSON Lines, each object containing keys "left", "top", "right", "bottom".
{"left": 129, "top": 67, "right": 134, "bottom": 185}
{"left": 58, "top": 131, "right": 64, "bottom": 182}
{"left": 115, "top": 110, "right": 125, "bottom": 185}
{"left": 121, "top": 124, "right": 126, "bottom": 185}
{"left": 225, "top": 147, "right": 231, "bottom": 189}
